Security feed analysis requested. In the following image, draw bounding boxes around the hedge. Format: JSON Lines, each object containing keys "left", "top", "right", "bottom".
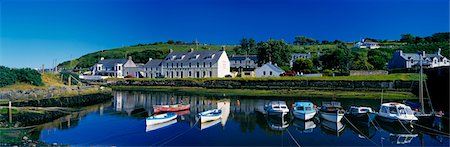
{"left": 0, "top": 66, "right": 44, "bottom": 87}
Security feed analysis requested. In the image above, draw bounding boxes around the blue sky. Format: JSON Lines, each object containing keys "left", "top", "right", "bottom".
{"left": 1, "top": 0, "right": 449, "bottom": 68}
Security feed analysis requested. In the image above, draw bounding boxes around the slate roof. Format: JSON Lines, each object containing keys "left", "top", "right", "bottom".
{"left": 262, "top": 62, "right": 284, "bottom": 73}
{"left": 163, "top": 50, "right": 224, "bottom": 64}
{"left": 98, "top": 59, "right": 127, "bottom": 67}
{"left": 229, "top": 55, "right": 258, "bottom": 61}
{"left": 144, "top": 59, "right": 163, "bottom": 68}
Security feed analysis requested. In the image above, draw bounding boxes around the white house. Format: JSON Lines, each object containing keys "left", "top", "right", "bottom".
{"left": 92, "top": 56, "right": 137, "bottom": 78}
{"left": 388, "top": 48, "right": 450, "bottom": 69}
{"left": 255, "top": 62, "right": 285, "bottom": 77}
{"left": 229, "top": 55, "right": 258, "bottom": 77}
{"left": 160, "top": 48, "right": 231, "bottom": 78}
{"left": 354, "top": 39, "right": 380, "bottom": 49}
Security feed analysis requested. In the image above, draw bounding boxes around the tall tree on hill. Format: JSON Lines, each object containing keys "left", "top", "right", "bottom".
{"left": 234, "top": 38, "right": 257, "bottom": 55}
{"left": 294, "top": 36, "right": 317, "bottom": 45}
{"left": 368, "top": 49, "right": 390, "bottom": 69}
{"left": 256, "top": 39, "right": 292, "bottom": 67}
{"left": 320, "top": 43, "right": 353, "bottom": 71}
{"left": 400, "top": 34, "right": 415, "bottom": 44}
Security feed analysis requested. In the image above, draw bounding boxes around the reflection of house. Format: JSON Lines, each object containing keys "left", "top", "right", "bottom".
{"left": 388, "top": 48, "right": 450, "bottom": 69}
{"left": 92, "top": 56, "right": 137, "bottom": 78}
{"left": 229, "top": 55, "right": 258, "bottom": 77}
{"left": 354, "top": 39, "right": 380, "bottom": 49}
{"left": 290, "top": 53, "right": 311, "bottom": 68}
{"left": 255, "top": 62, "right": 285, "bottom": 77}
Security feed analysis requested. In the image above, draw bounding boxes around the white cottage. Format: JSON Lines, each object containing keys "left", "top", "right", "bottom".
{"left": 92, "top": 56, "right": 137, "bottom": 78}
{"left": 255, "top": 62, "right": 285, "bottom": 77}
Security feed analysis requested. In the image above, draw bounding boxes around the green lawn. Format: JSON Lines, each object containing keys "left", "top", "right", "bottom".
{"left": 111, "top": 86, "right": 416, "bottom": 100}
{"left": 109, "top": 73, "right": 422, "bottom": 82}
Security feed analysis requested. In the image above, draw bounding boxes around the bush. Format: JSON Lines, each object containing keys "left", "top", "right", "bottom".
{"left": 0, "top": 66, "right": 17, "bottom": 87}
{"left": 322, "top": 69, "right": 334, "bottom": 76}
{"left": 13, "top": 68, "right": 44, "bottom": 86}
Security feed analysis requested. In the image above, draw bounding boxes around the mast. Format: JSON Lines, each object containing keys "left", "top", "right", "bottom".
{"left": 419, "top": 52, "right": 424, "bottom": 113}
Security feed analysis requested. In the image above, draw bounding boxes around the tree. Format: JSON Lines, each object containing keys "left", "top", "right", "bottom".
{"left": 351, "top": 52, "right": 374, "bottom": 70}
{"left": 400, "top": 34, "right": 415, "bottom": 44}
{"left": 294, "top": 36, "right": 317, "bottom": 45}
{"left": 367, "top": 50, "right": 389, "bottom": 70}
{"left": 320, "top": 43, "right": 353, "bottom": 71}
{"left": 293, "top": 58, "right": 313, "bottom": 72}
{"left": 166, "top": 40, "right": 175, "bottom": 44}
{"left": 234, "top": 38, "right": 257, "bottom": 55}
{"left": 256, "top": 39, "right": 292, "bottom": 67}
{"left": 0, "top": 66, "right": 17, "bottom": 87}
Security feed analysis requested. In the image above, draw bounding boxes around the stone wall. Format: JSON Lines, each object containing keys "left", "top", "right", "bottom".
{"left": 109, "top": 79, "right": 418, "bottom": 91}
{"left": 349, "top": 70, "right": 389, "bottom": 76}
{"left": 0, "top": 85, "right": 105, "bottom": 101}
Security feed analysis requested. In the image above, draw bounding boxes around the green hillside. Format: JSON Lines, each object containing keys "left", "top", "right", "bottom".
{"left": 58, "top": 43, "right": 238, "bottom": 69}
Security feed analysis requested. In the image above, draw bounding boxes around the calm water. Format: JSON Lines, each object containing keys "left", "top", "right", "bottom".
{"left": 36, "top": 91, "right": 449, "bottom": 146}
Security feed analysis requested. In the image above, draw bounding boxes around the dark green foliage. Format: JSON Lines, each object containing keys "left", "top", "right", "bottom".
{"left": 256, "top": 39, "right": 292, "bottom": 67}
{"left": 128, "top": 50, "right": 166, "bottom": 63}
{"left": 294, "top": 36, "right": 318, "bottom": 45}
{"left": 320, "top": 43, "right": 353, "bottom": 71}
{"left": 368, "top": 50, "right": 390, "bottom": 70}
{"left": 234, "top": 38, "right": 257, "bottom": 55}
{"left": 293, "top": 58, "right": 314, "bottom": 72}
{"left": 13, "top": 68, "right": 44, "bottom": 86}
{"left": 351, "top": 52, "right": 374, "bottom": 70}
{"left": 0, "top": 66, "right": 17, "bottom": 87}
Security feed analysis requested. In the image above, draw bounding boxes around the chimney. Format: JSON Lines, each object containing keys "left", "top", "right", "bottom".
{"left": 169, "top": 49, "right": 173, "bottom": 53}
{"left": 221, "top": 46, "right": 226, "bottom": 51}
{"left": 149, "top": 58, "right": 153, "bottom": 61}
{"left": 189, "top": 48, "right": 194, "bottom": 52}
{"left": 128, "top": 56, "right": 132, "bottom": 60}
{"left": 100, "top": 57, "right": 104, "bottom": 61}
{"left": 274, "top": 63, "right": 278, "bottom": 66}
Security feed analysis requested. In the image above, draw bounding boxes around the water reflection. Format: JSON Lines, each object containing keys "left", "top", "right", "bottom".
{"left": 32, "top": 91, "right": 449, "bottom": 146}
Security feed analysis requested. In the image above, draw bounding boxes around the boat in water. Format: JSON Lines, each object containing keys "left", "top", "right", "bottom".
{"left": 292, "top": 101, "right": 316, "bottom": 120}
{"left": 198, "top": 109, "right": 222, "bottom": 123}
{"left": 146, "top": 119, "right": 177, "bottom": 132}
{"left": 319, "top": 101, "right": 345, "bottom": 122}
{"left": 320, "top": 118, "right": 345, "bottom": 136}
{"left": 264, "top": 101, "right": 289, "bottom": 117}
{"left": 346, "top": 106, "right": 375, "bottom": 123}
{"left": 146, "top": 112, "right": 177, "bottom": 126}
{"left": 266, "top": 115, "right": 289, "bottom": 131}
{"left": 199, "top": 118, "right": 221, "bottom": 130}
{"left": 153, "top": 103, "right": 190, "bottom": 113}
{"left": 376, "top": 102, "right": 418, "bottom": 125}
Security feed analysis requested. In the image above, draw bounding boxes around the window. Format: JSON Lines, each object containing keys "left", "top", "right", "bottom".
{"left": 176, "top": 72, "right": 179, "bottom": 77}
{"left": 263, "top": 71, "right": 266, "bottom": 75}
{"left": 166, "top": 63, "right": 169, "bottom": 68}
{"left": 389, "top": 107, "right": 397, "bottom": 114}
{"left": 209, "top": 71, "right": 212, "bottom": 77}
{"left": 181, "top": 63, "right": 183, "bottom": 67}
{"left": 398, "top": 107, "right": 406, "bottom": 115}
{"left": 203, "top": 62, "right": 206, "bottom": 67}
{"left": 189, "top": 63, "right": 191, "bottom": 68}
{"left": 189, "top": 71, "right": 192, "bottom": 77}
{"left": 297, "top": 107, "right": 304, "bottom": 111}
{"left": 305, "top": 107, "right": 312, "bottom": 111}
{"left": 203, "top": 71, "right": 206, "bottom": 77}
{"left": 210, "top": 62, "right": 212, "bottom": 67}
{"left": 196, "top": 71, "right": 200, "bottom": 78}
{"left": 270, "top": 71, "right": 272, "bottom": 75}
{"left": 197, "top": 63, "right": 199, "bottom": 67}
{"left": 171, "top": 72, "right": 174, "bottom": 78}
{"left": 171, "top": 63, "right": 174, "bottom": 68}
{"left": 118, "top": 66, "right": 121, "bottom": 70}
{"left": 181, "top": 71, "right": 183, "bottom": 78}
{"left": 177, "top": 63, "right": 179, "bottom": 68}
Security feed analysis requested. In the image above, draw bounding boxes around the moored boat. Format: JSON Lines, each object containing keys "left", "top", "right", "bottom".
{"left": 319, "top": 101, "right": 345, "bottom": 122}
{"left": 264, "top": 101, "right": 289, "bottom": 117}
{"left": 198, "top": 109, "right": 222, "bottom": 123}
{"left": 346, "top": 106, "right": 375, "bottom": 123}
{"left": 146, "top": 112, "right": 177, "bottom": 126}
{"left": 146, "top": 119, "right": 177, "bottom": 132}
{"left": 153, "top": 103, "right": 190, "bottom": 113}
{"left": 376, "top": 102, "right": 418, "bottom": 125}
{"left": 292, "top": 101, "right": 316, "bottom": 120}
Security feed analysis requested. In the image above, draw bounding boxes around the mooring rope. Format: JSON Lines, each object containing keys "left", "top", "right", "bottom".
{"left": 396, "top": 118, "right": 413, "bottom": 134}
{"left": 153, "top": 118, "right": 200, "bottom": 146}
{"left": 343, "top": 116, "right": 378, "bottom": 146}
{"left": 411, "top": 122, "right": 450, "bottom": 137}
{"left": 286, "top": 129, "right": 301, "bottom": 147}
{"left": 367, "top": 113, "right": 379, "bottom": 131}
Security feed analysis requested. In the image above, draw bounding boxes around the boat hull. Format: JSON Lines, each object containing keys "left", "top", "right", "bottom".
{"left": 153, "top": 104, "right": 190, "bottom": 113}
{"left": 146, "top": 113, "right": 177, "bottom": 126}
{"left": 293, "top": 111, "right": 316, "bottom": 120}
{"left": 200, "top": 115, "right": 221, "bottom": 123}
{"left": 320, "top": 111, "right": 344, "bottom": 122}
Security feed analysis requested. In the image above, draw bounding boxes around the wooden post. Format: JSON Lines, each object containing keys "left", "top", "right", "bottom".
{"left": 68, "top": 76, "right": 72, "bottom": 87}
{"left": 8, "top": 101, "right": 12, "bottom": 123}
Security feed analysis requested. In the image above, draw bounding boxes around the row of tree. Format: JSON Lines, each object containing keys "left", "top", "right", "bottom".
{"left": 0, "top": 66, "right": 43, "bottom": 87}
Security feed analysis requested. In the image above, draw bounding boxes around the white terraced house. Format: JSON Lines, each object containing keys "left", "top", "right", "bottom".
{"left": 91, "top": 56, "right": 137, "bottom": 78}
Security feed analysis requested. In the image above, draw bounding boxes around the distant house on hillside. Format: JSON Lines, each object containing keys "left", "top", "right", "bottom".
{"left": 92, "top": 56, "right": 137, "bottom": 78}
{"left": 354, "top": 39, "right": 380, "bottom": 49}
{"left": 388, "top": 48, "right": 450, "bottom": 69}
{"left": 290, "top": 52, "right": 311, "bottom": 68}
{"left": 229, "top": 55, "right": 258, "bottom": 77}
{"left": 255, "top": 62, "right": 285, "bottom": 77}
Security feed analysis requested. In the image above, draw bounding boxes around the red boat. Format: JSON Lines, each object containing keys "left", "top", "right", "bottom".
{"left": 153, "top": 104, "right": 190, "bottom": 113}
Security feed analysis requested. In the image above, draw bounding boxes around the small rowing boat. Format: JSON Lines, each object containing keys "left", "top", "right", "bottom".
{"left": 146, "top": 112, "right": 177, "bottom": 126}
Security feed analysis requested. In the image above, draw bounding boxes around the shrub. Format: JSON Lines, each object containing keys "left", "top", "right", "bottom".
{"left": 13, "top": 68, "right": 44, "bottom": 86}
{"left": 0, "top": 66, "right": 17, "bottom": 87}
{"left": 322, "top": 69, "right": 334, "bottom": 76}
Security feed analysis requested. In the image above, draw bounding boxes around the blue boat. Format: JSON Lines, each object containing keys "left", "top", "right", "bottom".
{"left": 292, "top": 101, "right": 317, "bottom": 120}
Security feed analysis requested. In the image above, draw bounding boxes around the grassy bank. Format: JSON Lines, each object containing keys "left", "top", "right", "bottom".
{"left": 0, "top": 73, "right": 65, "bottom": 91}
{"left": 108, "top": 73, "right": 421, "bottom": 82}
{"left": 111, "top": 86, "right": 416, "bottom": 100}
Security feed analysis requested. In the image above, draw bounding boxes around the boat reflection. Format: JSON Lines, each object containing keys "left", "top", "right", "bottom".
{"left": 344, "top": 115, "right": 377, "bottom": 139}
{"left": 389, "top": 133, "right": 418, "bottom": 145}
{"left": 293, "top": 119, "right": 316, "bottom": 133}
{"left": 199, "top": 118, "right": 221, "bottom": 130}
{"left": 320, "top": 119, "right": 345, "bottom": 136}
{"left": 146, "top": 119, "right": 178, "bottom": 132}
{"left": 218, "top": 99, "right": 231, "bottom": 127}
{"left": 266, "top": 115, "right": 289, "bottom": 131}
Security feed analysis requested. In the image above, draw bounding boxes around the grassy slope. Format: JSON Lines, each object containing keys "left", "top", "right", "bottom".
{"left": 111, "top": 86, "right": 416, "bottom": 99}
{"left": 109, "top": 73, "right": 421, "bottom": 82}
{"left": 0, "top": 73, "right": 65, "bottom": 91}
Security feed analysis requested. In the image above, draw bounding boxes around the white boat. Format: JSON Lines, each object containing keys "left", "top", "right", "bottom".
{"left": 376, "top": 102, "right": 418, "bottom": 124}
{"left": 145, "top": 119, "right": 177, "bottom": 132}
{"left": 264, "top": 101, "right": 289, "bottom": 117}
{"left": 293, "top": 101, "right": 317, "bottom": 120}
{"left": 319, "top": 102, "right": 345, "bottom": 122}
{"left": 146, "top": 112, "right": 177, "bottom": 126}
{"left": 198, "top": 109, "right": 222, "bottom": 123}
